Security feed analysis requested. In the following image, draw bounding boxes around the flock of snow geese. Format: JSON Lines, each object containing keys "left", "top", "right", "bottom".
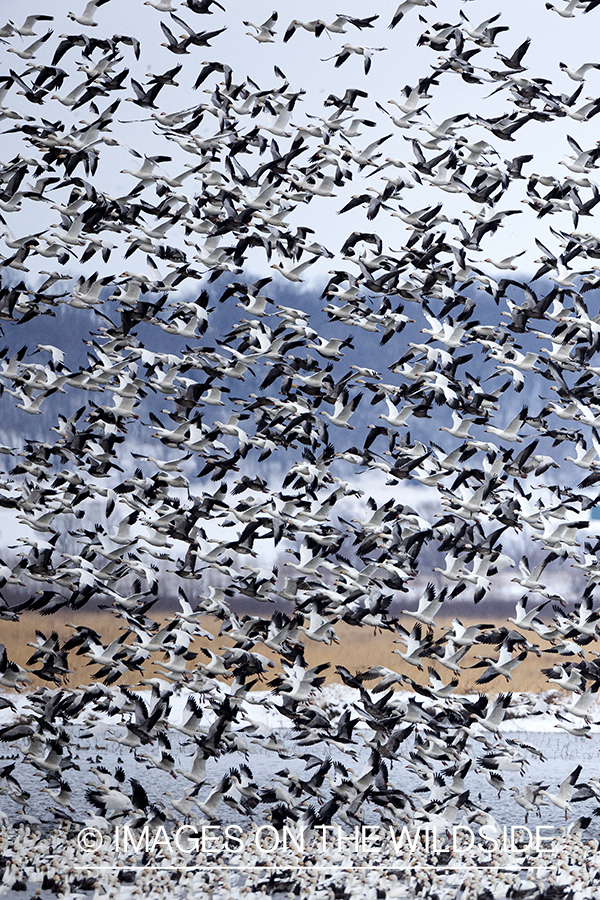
{"left": 3, "top": 0, "right": 600, "bottom": 894}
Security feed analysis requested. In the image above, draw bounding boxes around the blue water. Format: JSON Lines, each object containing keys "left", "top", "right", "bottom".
{"left": 0, "top": 725, "right": 597, "bottom": 836}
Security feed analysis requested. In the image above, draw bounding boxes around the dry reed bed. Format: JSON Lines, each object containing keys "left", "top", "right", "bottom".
{"left": 1, "top": 610, "right": 564, "bottom": 695}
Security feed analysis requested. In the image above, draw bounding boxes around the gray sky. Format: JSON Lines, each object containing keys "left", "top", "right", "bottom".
{"left": 3, "top": 0, "right": 600, "bottom": 287}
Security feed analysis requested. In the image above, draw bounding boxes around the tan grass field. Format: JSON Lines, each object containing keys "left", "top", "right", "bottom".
{"left": 1, "top": 610, "right": 561, "bottom": 695}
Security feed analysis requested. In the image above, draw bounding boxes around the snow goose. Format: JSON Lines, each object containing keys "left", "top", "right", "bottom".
{"left": 540, "top": 765, "right": 582, "bottom": 819}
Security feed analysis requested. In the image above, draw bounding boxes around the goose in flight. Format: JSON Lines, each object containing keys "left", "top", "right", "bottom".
{"left": 401, "top": 583, "right": 446, "bottom": 628}
{"left": 67, "top": 0, "right": 112, "bottom": 27}
{"left": 244, "top": 11, "right": 278, "bottom": 42}
{"left": 321, "top": 391, "right": 362, "bottom": 429}
{"left": 470, "top": 692, "right": 512, "bottom": 734}
{"left": 321, "top": 44, "right": 388, "bottom": 75}
{"left": 283, "top": 19, "right": 326, "bottom": 42}
{"left": 539, "top": 765, "right": 582, "bottom": 819}
{"left": 470, "top": 638, "right": 529, "bottom": 684}
{"left": 389, "top": 0, "right": 436, "bottom": 29}
{"left": 559, "top": 60, "right": 600, "bottom": 80}
{"left": 485, "top": 406, "right": 529, "bottom": 442}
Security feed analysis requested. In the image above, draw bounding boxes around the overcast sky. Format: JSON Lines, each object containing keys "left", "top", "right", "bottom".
{"left": 3, "top": 0, "right": 600, "bottom": 286}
